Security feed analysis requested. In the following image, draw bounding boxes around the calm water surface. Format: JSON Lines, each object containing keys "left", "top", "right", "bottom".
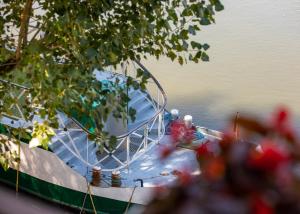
{"left": 144, "top": 0, "right": 300, "bottom": 131}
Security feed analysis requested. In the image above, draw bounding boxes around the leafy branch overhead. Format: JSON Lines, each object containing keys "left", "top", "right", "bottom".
{"left": 0, "top": 0, "right": 223, "bottom": 153}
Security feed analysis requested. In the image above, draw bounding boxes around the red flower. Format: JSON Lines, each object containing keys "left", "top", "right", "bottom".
{"left": 159, "top": 145, "right": 175, "bottom": 159}
{"left": 184, "top": 126, "right": 196, "bottom": 143}
{"left": 170, "top": 120, "right": 185, "bottom": 143}
{"left": 170, "top": 120, "right": 196, "bottom": 144}
{"left": 281, "top": 126, "right": 297, "bottom": 142}
{"left": 219, "top": 131, "right": 235, "bottom": 150}
{"left": 251, "top": 195, "right": 274, "bottom": 214}
{"left": 178, "top": 171, "right": 192, "bottom": 186}
{"left": 195, "top": 141, "right": 213, "bottom": 158}
{"left": 172, "top": 169, "right": 192, "bottom": 186}
{"left": 269, "top": 106, "right": 298, "bottom": 142}
{"left": 152, "top": 186, "right": 169, "bottom": 198}
{"left": 222, "top": 131, "right": 235, "bottom": 142}
{"left": 203, "top": 157, "right": 225, "bottom": 181}
{"left": 247, "top": 140, "right": 290, "bottom": 172}
{"left": 275, "top": 106, "right": 289, "bottom": 125}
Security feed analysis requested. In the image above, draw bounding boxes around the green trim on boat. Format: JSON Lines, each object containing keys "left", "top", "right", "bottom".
{"left": 0, "top": 168, "right": 132, "bottom": 213}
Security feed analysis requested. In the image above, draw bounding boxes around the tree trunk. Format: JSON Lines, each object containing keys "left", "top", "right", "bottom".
{"left": 16, "top": 0, "right": 33, "bottom": 61}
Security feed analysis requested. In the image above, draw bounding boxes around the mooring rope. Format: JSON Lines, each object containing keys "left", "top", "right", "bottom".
{"left": 87, "top": 183, "right": 97, "bottom": 214}
{"left": 79, "top": 191, "right": 88, "bottom": 214}
{"left": 80, "top": 179, "right": 97, "bottom": 214}
{"left": 14, "top": 128, "right": 22, "bottom": 193}
{"left": 124, "top": 186, "right": 137, "bottom": 214}
{"left": 16, "top": 140, "right": 20, "bottom": 193}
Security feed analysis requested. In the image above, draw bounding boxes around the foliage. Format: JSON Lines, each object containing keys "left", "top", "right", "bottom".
{"left": 0, "top": 0, "right": 223, "bottom": 169}
{"left": 147, "top": 107, "right": 300, "bottom": 213}
{"left": 29, "top": 121, "right": 55, "bottom": 149}
{"left": 0, "top": 134, "right": 19, "bottom": 171}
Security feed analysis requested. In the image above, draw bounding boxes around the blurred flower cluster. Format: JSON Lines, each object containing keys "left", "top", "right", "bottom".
{"left": 160, "top": 120, "right": 198, "bottom": 160}
{"left": 145, "top": 107, "right": 300, "bottom": 214}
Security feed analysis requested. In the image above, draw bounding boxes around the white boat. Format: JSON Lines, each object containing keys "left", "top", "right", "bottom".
{"left": 0, "top": 61, "right": 221, "bottom": 213}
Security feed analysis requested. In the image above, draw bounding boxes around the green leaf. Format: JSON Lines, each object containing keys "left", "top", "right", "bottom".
{"left": 182, "top": 40, "right": 189, "bottom": 50}
{"left": 109, "top": 52, "right": 118, "bottom": 62}
{"left": 129, "top": 107, "right": 136, "bottom": 122}
{"left": 86, "top": 48, "right": 97, "bottom": 59}
{"left": 191, "top": 41, "right": 202, "bottom": 49}
{"left": 136, "top": 68, "right": 144, "bottom": 78}
{"left": 200, "top": 18, "right": 211, "bottom": 25}
{"left": 195, "top": 51, "right": 202, "bottom": 59}
{"left": 203, "top": 43, "right": 210, "bottom": 50}
{"left": 178, "top": 56, "right": 184, "bottom": 65}
{"left": 168, "top": 51, "right": 177, "bottom": 61}
{"left": 215, "top": 2, "right": 225, "bottom": 11}
{"left": 188, "top": 25, "right": 196, "bottom": 35}
{"left": 179, "top": 30, "right": 189, "bottom": 39}
{"left": 168, "top": 9, "right": 178, "bottom": 22}
{"left": 30, "top": 122, "right": 54, "bottom": 149}
{"left": 201, "top": 52, "right": 209, "bottom": 61}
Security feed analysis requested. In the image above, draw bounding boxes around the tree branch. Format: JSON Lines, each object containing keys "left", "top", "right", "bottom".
{"left": 29, "top": 21, "right": 45, "bottom": 42}
{"left": 0, "top": 62, "right": 17, "bottom": 67}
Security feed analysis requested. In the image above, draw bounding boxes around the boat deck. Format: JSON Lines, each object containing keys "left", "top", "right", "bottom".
{"left": 97, "top": 132, "right": 219, "bottom": 188}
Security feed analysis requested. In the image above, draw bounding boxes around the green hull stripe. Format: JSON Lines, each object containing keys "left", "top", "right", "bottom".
{"left": 0, "top": 168, "right": 133, "bottom": 213}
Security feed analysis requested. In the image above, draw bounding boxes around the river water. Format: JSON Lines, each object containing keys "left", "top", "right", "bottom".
{"left": 144, "top": 0, "right": 300, "bottom": 131}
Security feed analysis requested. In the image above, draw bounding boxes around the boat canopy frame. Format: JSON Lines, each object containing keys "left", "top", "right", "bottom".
{"left": 0, "top": 60, "right": 168, "bottom": 172}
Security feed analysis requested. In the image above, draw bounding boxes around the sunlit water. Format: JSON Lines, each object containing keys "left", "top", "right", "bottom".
{"left": 143, "top": 0, "right": 300, "bottom": 131}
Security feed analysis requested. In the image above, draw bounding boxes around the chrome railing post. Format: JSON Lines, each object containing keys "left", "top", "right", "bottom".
{"left": 157, "top": 86, "right": 160, "bottom": 110}
{"left": 158, "top": 112, "right": 162, "bottom": 141}
{"left": 144, "top": 124, "right": 148, "bottom": 149}
{"left": 126, "top": 136, "right": 130, "bottom": 166}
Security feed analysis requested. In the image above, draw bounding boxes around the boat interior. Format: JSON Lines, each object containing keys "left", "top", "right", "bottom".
{"left": 0, "top": 61, "right": 222, "bottom": 188}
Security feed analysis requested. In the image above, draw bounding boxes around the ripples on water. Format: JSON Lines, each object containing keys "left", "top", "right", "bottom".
{"left": 144, "top": 0, "right": 300, "bottom": 131}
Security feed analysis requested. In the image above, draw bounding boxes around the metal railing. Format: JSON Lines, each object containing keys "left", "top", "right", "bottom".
{"left": 68, "top": 60, "right": 167, "bottom": 171}
{"left": 0, "top": 60, "right": 167, "bottom": 171}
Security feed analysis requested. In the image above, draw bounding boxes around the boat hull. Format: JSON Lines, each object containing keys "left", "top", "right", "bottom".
{"left": 0, "top": 141, "right": 151, "bottom": 213}
{"left": 0, "top": 168, "right": 132, "bottom": 213}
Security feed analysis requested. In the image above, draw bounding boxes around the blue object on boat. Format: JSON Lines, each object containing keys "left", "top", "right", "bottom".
{"left": 164, "top": 112, "right": 172, "bottom": 121}
{"left": 195, "top": 130, "right": 205, "bottom": 140}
